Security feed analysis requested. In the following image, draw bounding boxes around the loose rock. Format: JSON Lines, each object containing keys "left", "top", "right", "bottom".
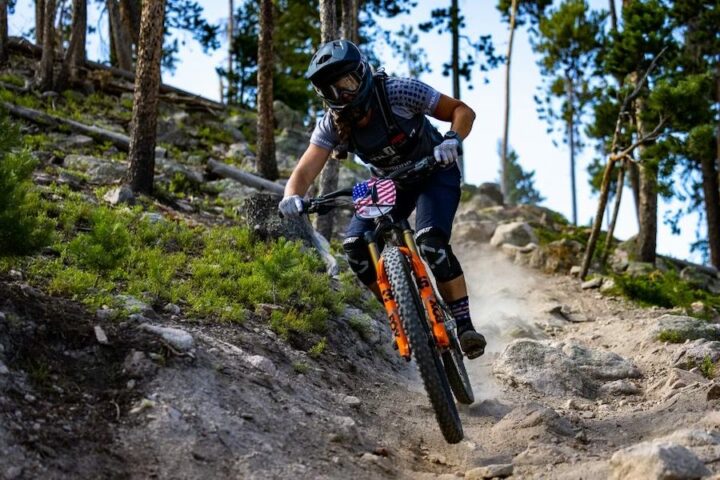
{"left": 465, "top": 464, "right": 513, "bottom": 479}
{"left": 490, "top": 222, "right": 538, "bottom": 248}
{"left": 139, "top": 324, "right": 194, "bottom": 352}
{"left": 609, "top": 441, "right": 710, "bottom": 480}
{"left": 245, "top": 355, "right": 277, "bottom": 376}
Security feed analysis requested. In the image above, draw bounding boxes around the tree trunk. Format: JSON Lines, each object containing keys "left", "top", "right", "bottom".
{"left": 0, "top": 0, "right": 8, "bottom": 66}
{"left": 602, "top": 161, "right": 625, "bottom": 266}
{"left": 256, "top": 0, "right": 278, "bottom": 180}
{"left": 608, "top": 0, "right": 618, "bottom": 32}
{"left": 35, "top": 0, "right": 46, "bottom": 45}
{"left": 56, "top": 0, "right": 86, "bottom": 88}
{"left": 126, "top": 0, "right": 166, "bottom": 195}
{"left": 635, "top": 96, "right": 657, "bottom": 264}
{"left": 36, "top": 0, "right": 57, "bottom": 91}
{"left": 701, "top": 153, "right": 720, "bottom": 269}
{"left": 119, "top": 0, "right": 141, "bottom": 44}
{"left": 316, "top": 0, "right": 340, "bottom": 239}
{"left": 107, "top": 0, "right": 133, "bottom": 71}
{"left": 500, "top": 0, "right": 518, "bottom": 204}
{"left": 450, "top": 0, "right": 460, "bottom": 100}
{"left": 226, "top": 0, "right": 236, "bottom": 104}
{"left": 340, "top": 0, "right": 353, "bottom": 40}
{"left": 319, "top": 0, "right": 337, "bottom": 42}
{"left": 567, "top": 75, "right": 578, "bottom": 225}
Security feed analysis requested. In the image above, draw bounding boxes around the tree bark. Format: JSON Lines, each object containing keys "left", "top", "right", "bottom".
{"left": 107, "top": 0, "right": 133, "bottom": 71}
{"left": 500, "top": 0, "right": 518, "bottom": 204}
{"left": 119, "top": 0, "right": 141, "bottom": 44}
{"left": 450, "top": 0, "right": 460, "bottom": 100}
{"left": 567, "top": 74, "right": 578, "bottom": 225}
{"left": 256, "top": 0, "right": 278, "bottom": 180}
{"left": 36, "top": 0, "right": 57, "bottom": 91}
{"left": 316, "top": 0, "right": 340, "bottom": 239}
{"left": 35, "top": 0, "right": 46, "bottom": 45}
{"left": 635, "top": 97, "right": 657, "bottom": 264}
{"left": 319, "top": 0, "right": 337, "bottom": 42}
{"left": 340, "top": 0, "right": 354, "bottom": 40}
{"left": 127, "top": 0, "right": 166, "bottom": 195}
{"left": 0, "top": 0, "right": 8, "bottom": 66}
{"left": 56, "top": 0, "right": 86, "bottom": 88}
{"left": 701, "top": 153, "right": 720, "bottom": 269}
{"left": 226, "top": 0, "right": 236, "bottom": 104}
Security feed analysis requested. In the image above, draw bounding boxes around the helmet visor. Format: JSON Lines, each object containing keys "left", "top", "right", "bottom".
{"left": 314, "top": 62, "right": 366, "bottom": 104}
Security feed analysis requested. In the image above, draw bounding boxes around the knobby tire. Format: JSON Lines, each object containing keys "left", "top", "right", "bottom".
{"left": 383, "top": 247, "right": 463, "bottom": 444}
{"left": 442, "top": 337, "right": 475, "bottom": 405}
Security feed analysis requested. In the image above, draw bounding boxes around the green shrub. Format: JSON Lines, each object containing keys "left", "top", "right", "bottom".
{"left": 66, "top": 207, "right": 132, "bottom": 271}
{"left": 348, "top": 316, "right": 372, "bottom": 341}
{"left": 308, "top": 337, "right": 327, "bottom": 358}
{"left": 0, "top": 112, "right": 54, "bottom": 255}
{"left": 612, "top": 270, "right": 720, "bottom": 312}
{"left": 701, "top": 355, "right": 716, "bottom": 379}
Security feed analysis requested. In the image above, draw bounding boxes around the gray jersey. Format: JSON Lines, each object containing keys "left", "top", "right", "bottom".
{"left": 309, "top": 77, "right": 442, "bottom": 170}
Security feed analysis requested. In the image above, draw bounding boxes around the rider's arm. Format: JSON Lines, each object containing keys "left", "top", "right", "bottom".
{"left": 431, "top": 95, "right": 476, "bottom": 140}
{"left": 284, "top": 144, "right": 332, "bottom": 197}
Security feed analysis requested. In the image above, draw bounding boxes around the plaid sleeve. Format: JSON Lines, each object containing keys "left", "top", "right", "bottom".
{"left": 385, "top": 77, "right": 442, "bottom": 117}
{"left": 309, "top": 112, "right": 340, "bottom": 150}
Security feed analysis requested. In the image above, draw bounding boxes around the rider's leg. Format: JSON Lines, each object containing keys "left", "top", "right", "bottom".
{"left": 343, "top": 216, "right": 384, "bottom": 303}
{"left": 414, "top": 166, "right": 486, "bottom": 358}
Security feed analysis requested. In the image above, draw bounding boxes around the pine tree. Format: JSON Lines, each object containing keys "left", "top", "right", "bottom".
{"left": 502, "top": 147, "right": 545, "bottom": 205}
{"left": 35, "top": 0, "right": 45, "bottom": 45}
{"left": 256, "top": 0, "right": 278, "bottom": 180}
{"left": 127, "top": 0, "right": 167, "bottom": 195}
{"left": 533, "top": 0, "right": 602, "bottom": 225}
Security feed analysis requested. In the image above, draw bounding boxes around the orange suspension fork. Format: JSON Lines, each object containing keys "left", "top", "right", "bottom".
{"left": 369, "top": 238, "right": 411, "bottom": 360}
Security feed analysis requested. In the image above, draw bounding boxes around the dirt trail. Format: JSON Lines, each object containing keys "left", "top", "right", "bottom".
{"left": 369, "top": 242, "right": 720, "bottom": 479}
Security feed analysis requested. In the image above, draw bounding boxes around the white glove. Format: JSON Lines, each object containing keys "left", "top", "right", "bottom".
{"left": 278, "top": 195, "right": 304, "bottom": 218}
{"left": 434, "top": 138, "right": 461, "bottom": 166}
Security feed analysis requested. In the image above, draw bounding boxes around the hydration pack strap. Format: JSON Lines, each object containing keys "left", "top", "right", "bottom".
{"left": 373, "top": 72, "right": 407, "bottom": 146}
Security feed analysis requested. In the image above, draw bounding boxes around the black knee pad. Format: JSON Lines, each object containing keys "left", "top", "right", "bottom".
{"left": 342, "top": 236, "right": 376, "bottom": 285}
{"left": 415, "top": 227, "right": 463, "bottom": 282}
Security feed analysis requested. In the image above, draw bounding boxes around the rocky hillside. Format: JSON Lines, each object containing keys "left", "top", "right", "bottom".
{"left": 2, "top": 48, "right": 720, "bottom": 479}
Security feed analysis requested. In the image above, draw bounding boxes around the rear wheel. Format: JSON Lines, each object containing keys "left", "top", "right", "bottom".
{"left": 383, "top": 247, "right": 463, "bottom": 444}
{"left": 442, "top": 334, "right": 475, "bottom": 405}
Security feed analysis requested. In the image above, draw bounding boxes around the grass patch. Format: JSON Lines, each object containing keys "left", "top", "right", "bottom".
{"left": 308, "top": 337, "right": 327, "bottom": 358}
{"left": 348, "top": 315, "right": 372, "bottom": 341}
{"left": 0, "top": 72, "right": 26, "bottom": 87}
{"left": 701, "top": 355, "right": 716, "bottom": 379}
{"left": 611, "top": 270, "right": 720, "bottom": 313}
{"left": 292, "top": 362, "right": 309, "bottom": 374}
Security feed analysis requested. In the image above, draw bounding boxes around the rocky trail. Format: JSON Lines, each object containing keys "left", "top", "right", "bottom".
{"left": 5, "top": 238, "right": 720, "bottom": 479}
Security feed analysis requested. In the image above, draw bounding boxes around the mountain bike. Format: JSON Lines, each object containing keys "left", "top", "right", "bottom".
{"left": 303, "top": 156, "right": 474, "bottom": 444}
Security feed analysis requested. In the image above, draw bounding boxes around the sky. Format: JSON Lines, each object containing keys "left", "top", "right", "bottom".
{"left": 7, "top": 0, "right": 703, "bottom": 263}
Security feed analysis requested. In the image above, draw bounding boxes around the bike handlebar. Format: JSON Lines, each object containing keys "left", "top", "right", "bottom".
{"left": 303, "top": 155, "right": 440, "bottom": 214}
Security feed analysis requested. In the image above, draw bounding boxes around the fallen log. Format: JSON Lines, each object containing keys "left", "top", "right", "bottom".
{"left": 3, "top": 101, "right": 131, "bottom": 150}
{"left": 7, "top": 36, "right": 225, "bottom": 111}
{"left": 207, "top": 159, "right": 339, "bottom": 276}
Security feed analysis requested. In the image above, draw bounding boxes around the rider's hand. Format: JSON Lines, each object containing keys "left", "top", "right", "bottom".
{"left": 434, "top": 132, "right": 461, "bottom": 166}
{"left": 278, "top": 195, "right": 304, "bottom": 218}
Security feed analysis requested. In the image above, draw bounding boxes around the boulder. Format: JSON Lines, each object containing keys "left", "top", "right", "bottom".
{"left": 680, "top": 266, "right": 716, "bottom": 291}
{"left": 493, "top": 339, "right": 641, "bottom": 398}
{"left": 626, "top": 261, "right": 655, "bottom": 277}
{"left": 139, "top": 324, "right": 194, "bottom": 352}
{"left": 672, "top": 339, "right": 720, "bottom": 370}
{"left": 542, "top": 239, "right": 584, "bottom": 274}
{"left": 490, "top": 222, "right": 537, "bottom": 248}
{"left": 465, "top": 464, "right": 513, "bottom": 479}
{"left": 492, "top": 403, "right": 574, "bottom": 437}
{"left": 452, "top": 221, "right": 497, "bottom": 244}
{"left": 240, "top": 192, "right": 312, "bottom": 244}
{"left": 477, "top": 182, "right": 504, "bottom": 205}
{"left": 650, "top": 315, "right": 720, "bottom": 342}
{"left": 63, "top": 154, "right": 127, "bottom": 184}
{"left": 155, "top": 157, "right": 203, "bottom": 185}
{"left": 273, "top": 100, "right": 305, "bottom": 130}
{"left": 609, "top": 441, "right": 710, "bottom": 480}
{"left": 103, "top": 185, "right": 135, "bottom": 205}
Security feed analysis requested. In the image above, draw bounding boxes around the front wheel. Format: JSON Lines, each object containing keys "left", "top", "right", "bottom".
{"left": 383, "top": 247, "right": 463, "bottom": 444}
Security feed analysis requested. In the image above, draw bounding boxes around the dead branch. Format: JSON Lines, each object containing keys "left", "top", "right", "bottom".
{"left": 612, "top": 116, "right": 667, "bottom": 162}
{"left": 579, "top": 48, "right": 668, "bottom": 280}
{"left": 3, "top": 101, "right": 130, "bottom": 150}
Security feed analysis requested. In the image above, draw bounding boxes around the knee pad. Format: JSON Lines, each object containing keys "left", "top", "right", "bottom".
{"left": 342, "top": 236, "right": 376, "bottom": 285}
{"left": 415, "top": 227, "right": 463, "bottom": 282}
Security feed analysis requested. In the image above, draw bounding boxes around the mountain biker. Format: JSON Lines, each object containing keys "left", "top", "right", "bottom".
{"left": 278, "top": 40, "right": 486, "bottom": 359}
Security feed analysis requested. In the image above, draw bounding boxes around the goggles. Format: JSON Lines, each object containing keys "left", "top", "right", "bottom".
{"left": 314, "top": 62, "right": 366, "bottom": 104}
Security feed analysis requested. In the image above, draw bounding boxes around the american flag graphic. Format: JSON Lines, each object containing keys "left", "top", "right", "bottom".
{"left": 352, "top": 178, "right": 397, "bottom": 218}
